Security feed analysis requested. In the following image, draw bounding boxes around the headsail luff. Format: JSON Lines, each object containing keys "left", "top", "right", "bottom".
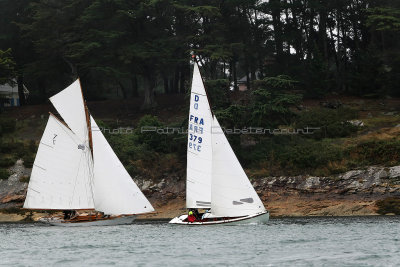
{"left": 23, "top": 114, "right": 95, "bottom": 210}
{"left": 210, "top": 117, "right": 265, "bottom": 217}
{"left": 90, "top": 116, "right": 155, "bottom": 215}
{"left": 186, "top": 62, "right": 213, "bottom": 209}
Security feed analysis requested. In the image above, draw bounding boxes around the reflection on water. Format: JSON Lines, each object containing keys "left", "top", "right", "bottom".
{"left": 1, "top": 216, "right": 399, "bottom": 266}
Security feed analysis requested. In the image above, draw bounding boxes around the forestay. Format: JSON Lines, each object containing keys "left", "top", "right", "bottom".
{"left": 90, "top": 117, "right": 155, "bottom": 215}
{"left": 210, "top": 117, "right": 265, "bottom": 217}
{"left": 49, "top": 79, "right": 89, "bottom": 144}
{"left": 23, "top": 115, "right": 95, "bottom": 210}
{"left": 186, "top": 62, "right": 213, "bottom": 209}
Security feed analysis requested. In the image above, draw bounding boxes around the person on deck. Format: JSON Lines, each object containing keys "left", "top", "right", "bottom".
{"left": 63, "top": 210, "right": 70, "bottom": 220}
{"left": 188, "top": 210, "right": 196, "bottom": 223}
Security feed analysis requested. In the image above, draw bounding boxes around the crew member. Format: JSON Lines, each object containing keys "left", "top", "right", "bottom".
{"left": 188, "top": 210, "right": 196, "bottom": 222}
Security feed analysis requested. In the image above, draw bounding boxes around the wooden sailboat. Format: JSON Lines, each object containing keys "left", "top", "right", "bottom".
{"left": 23, "top": 80, "right": 154, "bottom": 226}
{"left": 169, "top": 61, "right": 269, "bottom": 225}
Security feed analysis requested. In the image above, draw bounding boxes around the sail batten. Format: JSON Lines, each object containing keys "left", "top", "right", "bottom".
{"left": 23, "top": 115, "right": 95, "bottom": 210}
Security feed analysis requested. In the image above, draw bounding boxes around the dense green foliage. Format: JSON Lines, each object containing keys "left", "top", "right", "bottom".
{"left": 348, "top": 139, "right": 400, "bottom": 166}
{"left": 0, "top": 0, "right": 399, "bottom": 107}
{"left": 0, "top": 48, "right": 16, "bottom": 84}
{"left": 97, "top": 116, "right": 185, "bottom": 180}
{"left": 0, "top": 0, "right": 399, "bottom": 180}
{"left": 0, "top": 136, "right": 37, "bottom": 169}
{"left": 296, "top": 108, "right": 359, "bottom": 139}
{"left": 0, "top": 168, "right": 9, "bottom": 180}
{"left": 0, "top": 118, "right": 16, "bottom": 136}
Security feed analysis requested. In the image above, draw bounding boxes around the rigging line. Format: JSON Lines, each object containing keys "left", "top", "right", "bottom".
{"left": 191, "top": 92, "right": 207, "bottom": 97}
{"left": 82, "top": 152, "right": 91, "bottom": 207}
{"left": 187, "top": 177, "right": 211, "bottom": 187}
{"left": 70, "top": 150, "right": 84, "bottom": 208}
{"left": 187, "top": 165, "right": 212, "bottom": 175}
{"left": 187, "top": 150, "right": 198, "bottom": 156}
{"left": 85, "top": 151, "right": 96, "bottom": 207}
{"left": 52, "top": 117, "right": 81, "bottom": 146}
{"left": 187, "top": 152, "right": 213, "bottom": 162}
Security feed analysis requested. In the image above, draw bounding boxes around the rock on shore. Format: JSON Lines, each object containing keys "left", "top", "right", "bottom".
{"left": 1, "top": 162, "right": 399, "bottom": 221}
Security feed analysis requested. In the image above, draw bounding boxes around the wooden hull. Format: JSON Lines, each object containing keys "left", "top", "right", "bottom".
{"left": 169, "top": 211, "right": 269, "bottom": 225}
{"left": 38, "top": 215, "right": 136, "bottom": 226}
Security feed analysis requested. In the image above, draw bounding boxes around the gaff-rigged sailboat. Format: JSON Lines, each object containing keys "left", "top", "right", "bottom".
{"left": 169, "top": 61, "right": 269, "bottom": 225}
{"left": 23, "top": 80, "right": 154, "bottom": 226}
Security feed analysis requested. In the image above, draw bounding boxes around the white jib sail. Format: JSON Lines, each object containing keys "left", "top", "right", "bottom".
{"left": 186, "top": 62, "right": 213, "bottom": 209}
{"left": 23, "top": 115, "right": 95, "bottom": 210}
{"left": 211, "top": 117, "right": 265, "bottom": 217}
{"left": 90, "top": 116, "right": 155, "bottom": 215}
{"left": 49, "top": 79, "right": 89, "bottom": 144}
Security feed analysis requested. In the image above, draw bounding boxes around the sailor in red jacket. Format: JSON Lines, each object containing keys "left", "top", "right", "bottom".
{"left": 188, "top": 210, "right": 196, "bottom": 223}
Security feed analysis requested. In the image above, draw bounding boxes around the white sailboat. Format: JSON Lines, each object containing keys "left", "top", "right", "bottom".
{"left": 169, "top": 61, "right": 269, "bottom": 225}
{"left": 23, "top": 80, "right": 154, "bottom": 226}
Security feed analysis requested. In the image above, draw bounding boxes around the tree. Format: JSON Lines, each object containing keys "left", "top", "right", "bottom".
{"left": 0, "top": 49, "right": 16, "bottom": 84}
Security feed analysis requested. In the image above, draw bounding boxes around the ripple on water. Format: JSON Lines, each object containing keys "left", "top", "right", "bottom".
{"left": 0, "top": 216, "right": 400, "bottom": 266}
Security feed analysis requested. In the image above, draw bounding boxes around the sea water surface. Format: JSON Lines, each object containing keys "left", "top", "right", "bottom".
{"left": 0, "top": 216, "right": 399, "bottom": 266}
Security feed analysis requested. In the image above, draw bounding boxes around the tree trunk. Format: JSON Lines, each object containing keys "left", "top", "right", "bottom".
{"left": 318, "top": 2, "right": 328, "bottom": 60}
{"left": 179, "top": 64, "right": 185, "bottom": 94}
{"left": 163, "top": 76, "right": 169, "bottom": 94}
{"left": 141, "top": 75, "right": 157, "bottom": 110}
{"left": 270, "top": 0, "right": 284, "bottom": 59}
{"left": 131, "top": 76, "right": 138, "bottom": 97}
{"left": 174, "top": 69, "right": 180, "bottom": 93}
{"left": 117, "top": 80, "right": 127, "bottom": 99}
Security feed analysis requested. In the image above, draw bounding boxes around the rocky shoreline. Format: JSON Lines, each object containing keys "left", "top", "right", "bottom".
{"left": 1, "top": 160, "right": 399, "bottom": 222}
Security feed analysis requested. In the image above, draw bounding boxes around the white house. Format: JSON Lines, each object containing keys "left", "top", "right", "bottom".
{"left": 0, "top": 81, "right": 29, "bottom": 107}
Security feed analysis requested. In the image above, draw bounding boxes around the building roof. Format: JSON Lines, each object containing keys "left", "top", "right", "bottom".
{"left": 0, "top": 80, "right": 29, "bottom": 95}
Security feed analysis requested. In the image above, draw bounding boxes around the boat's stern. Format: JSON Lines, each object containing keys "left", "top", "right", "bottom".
{"left": 169, "top": 214, "right": 188, "bottom": 224}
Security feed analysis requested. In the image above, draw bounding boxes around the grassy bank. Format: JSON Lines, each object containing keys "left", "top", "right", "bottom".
{"left": 1, "top": 95, "right": 400, "bottom": 181}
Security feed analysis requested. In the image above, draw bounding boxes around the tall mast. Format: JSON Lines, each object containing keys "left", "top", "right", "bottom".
{"left": 85, "top": 103, "right": 93, "bottom": 156}
{"left": 78, "top": 78, "right": 93, "bottom": 156}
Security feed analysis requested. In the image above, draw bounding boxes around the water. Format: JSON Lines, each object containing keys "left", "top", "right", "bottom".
{"left": 0, "top": 216, "right": 399, "bottom": 266}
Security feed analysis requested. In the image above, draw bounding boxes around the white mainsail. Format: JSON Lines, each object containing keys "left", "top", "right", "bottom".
{"left": 90, "top": 117, "right": 155, "bottom": 215}
{"left": 49, "top": 79, "right": 89, "bottom": 144}
{"left": 210, "top": 117, "right": 265, "bottom": 217}
{"left": 25, "top": 79, "right": 154, "bottom": 216}
{"left": 186, "top": 62, "right": 213, "bottom": 209}
{"left": 23, "top": 114, "right": 95, "bottom": 210}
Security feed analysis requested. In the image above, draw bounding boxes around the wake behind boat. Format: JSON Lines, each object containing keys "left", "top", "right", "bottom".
{"left": 169, "top": 60, "right": 269, "bottom": 225}
{"left": 23, "top": 80, "right": 154, "bottom": 226}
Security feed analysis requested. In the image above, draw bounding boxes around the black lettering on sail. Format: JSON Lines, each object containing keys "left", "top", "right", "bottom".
{"left": 240, "top": 198, "right": 254, "bottom": 203}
